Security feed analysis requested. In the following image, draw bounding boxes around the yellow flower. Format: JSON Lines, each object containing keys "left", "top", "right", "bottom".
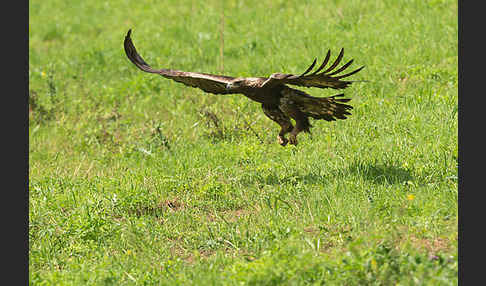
{"left": 371, "top": 258, "right": 378, "bottom": 271}
{"left": 41, "top": 71, "right": 46, "bottom": 77}
{"left": 407, "top": 194, "right": 415, "bottom": 201}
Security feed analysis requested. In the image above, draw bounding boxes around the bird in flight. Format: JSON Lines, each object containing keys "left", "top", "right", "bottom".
{"left": 124, "top": 29, "right": 364, "bottom": 146}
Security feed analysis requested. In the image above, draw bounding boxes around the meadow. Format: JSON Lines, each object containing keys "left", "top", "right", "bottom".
{"left": 29, "top": 0, "right": 458, "bottom": 284}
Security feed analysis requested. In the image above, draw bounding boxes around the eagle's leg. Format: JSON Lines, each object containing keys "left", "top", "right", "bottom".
{"left": 278, "top": 97, "right": 312, "bottom": 146}
{"left": 262, "top": 104, "right": 293, "bottom": 146}
{"left": 287, "top": 118, "right": 311, "bottom": 146}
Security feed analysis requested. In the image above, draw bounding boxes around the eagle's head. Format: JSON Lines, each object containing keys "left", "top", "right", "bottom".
{"left": 226, "top": 78, "right": 246, "bottom": 90}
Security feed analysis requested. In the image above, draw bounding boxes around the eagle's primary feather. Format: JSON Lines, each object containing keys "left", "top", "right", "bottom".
{"left": 124, "top": 29, "right": 365, "bottom": 146}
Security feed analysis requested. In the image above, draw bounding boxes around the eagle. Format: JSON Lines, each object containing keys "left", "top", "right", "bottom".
{"left": 124, "top": 29, "right": 364, "bottom": 146}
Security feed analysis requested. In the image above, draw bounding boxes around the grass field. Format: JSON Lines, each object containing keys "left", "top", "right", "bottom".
{"left": 29, "top": 0, "right": 458, "bottom": 284}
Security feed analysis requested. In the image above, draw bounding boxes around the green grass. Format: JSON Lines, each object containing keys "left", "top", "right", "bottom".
{"left": 29, "top": 0, "right": 457, "bottom": 284}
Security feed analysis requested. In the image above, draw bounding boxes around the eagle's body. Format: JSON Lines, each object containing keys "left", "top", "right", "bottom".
{"left": 124, "top": 30, "right": 364, "bottom": 146}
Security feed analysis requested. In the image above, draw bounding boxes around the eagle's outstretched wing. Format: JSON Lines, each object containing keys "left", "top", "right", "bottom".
{"left": 262, "top": 49, "right": 365, "bottom": 90}
{"left": 124, "top": 29, "right": 238, "bottom": 95}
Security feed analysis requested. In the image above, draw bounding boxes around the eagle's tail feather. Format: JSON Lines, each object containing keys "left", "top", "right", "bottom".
{"left": 302, "top": 94, "right": 353, "bottom": 122}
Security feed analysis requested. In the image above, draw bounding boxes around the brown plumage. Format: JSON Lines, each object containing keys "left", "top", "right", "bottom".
{"left": 124, "top": 29, "right": 365, "bottom": 146}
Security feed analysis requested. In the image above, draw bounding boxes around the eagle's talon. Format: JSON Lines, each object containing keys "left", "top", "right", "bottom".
{"left": 289, "top": 135, "right": 298, "bottom": 146}
{"left": 278, "top": 136, "right": 288, "bottom": 146}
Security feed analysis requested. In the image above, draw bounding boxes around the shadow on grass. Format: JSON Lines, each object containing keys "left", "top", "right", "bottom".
{"left": 346, "top": 160, "right": 413, "bottom": 185}
{"left": 239, "top": 159, "right": 414, "bottom": 187}
{"left": 238, "top": 172, "right": 325, "bottom": 187}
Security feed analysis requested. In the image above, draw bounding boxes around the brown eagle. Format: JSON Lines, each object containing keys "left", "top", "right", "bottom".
{"left": 124, "top": 29, "right": 364, "bottom": 146}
